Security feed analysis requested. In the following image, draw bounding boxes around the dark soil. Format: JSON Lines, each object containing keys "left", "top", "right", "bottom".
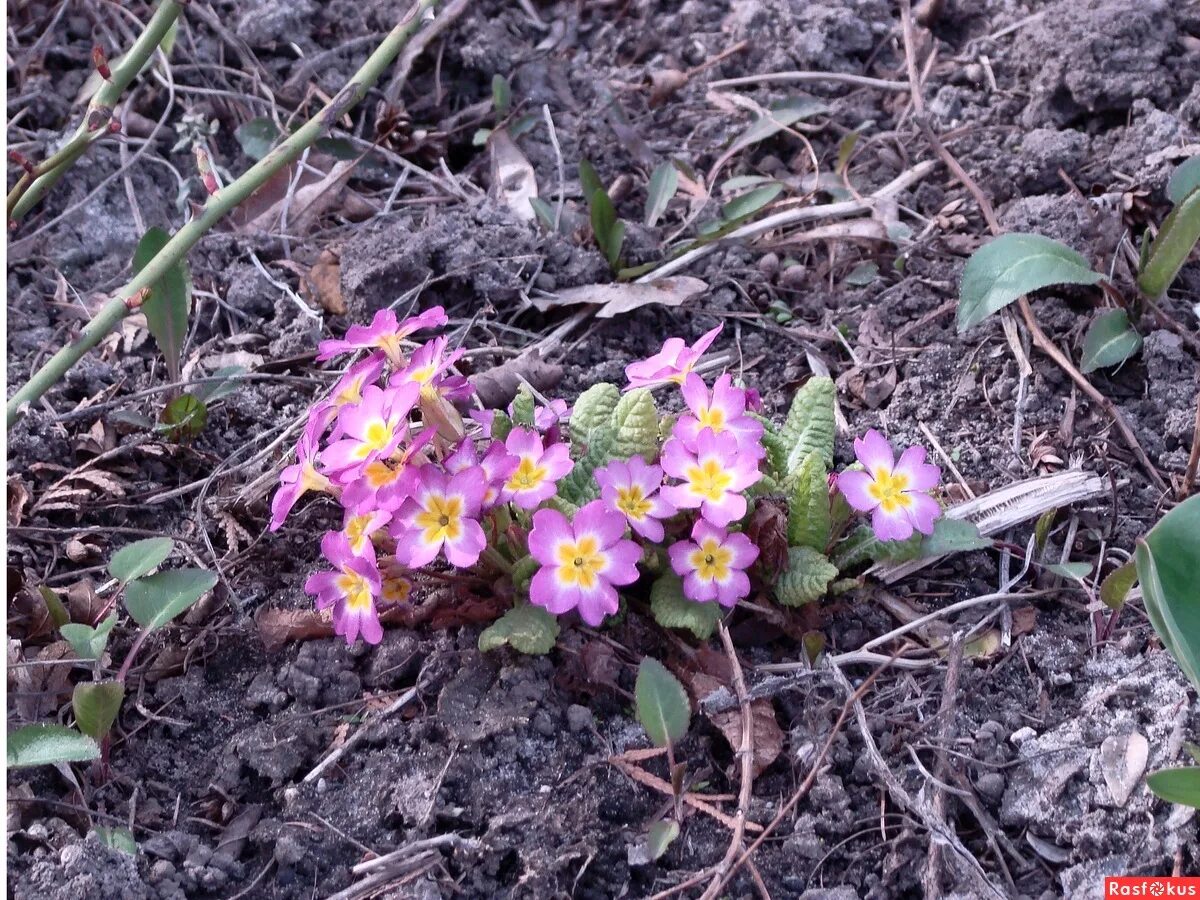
{"left": 7, "top": 0, "right": 1200, "bottom": 897}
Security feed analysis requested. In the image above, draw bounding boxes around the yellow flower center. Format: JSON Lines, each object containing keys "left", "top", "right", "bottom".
{"left": 414, "top": 494, "right": 464, "bottom": 545}
{"left": 554, "top": 536, "right": 604, "bottom": 590}
{"left": 408, "top": 363, "right": 436, "bottom": 386}
{"left": 686, "top": 459, "right": 733, "bottom": 501}
{"left": 363, "top": 459, "right": 398, "bottom": 488}
{"left": 688, "top": 537, "right": 733, "bottom": 582}
{"left": 616, "top": 485, "right": 652, "bottom": 520}
{"left": 867, "top": 469, "right": 912, "bottom": 514}
{"left": 336, "top": 571, "right": 374, "bottom": 612}
{"left": 344, "top": 514, "right": 375, "bottom": 553}
{"left": 360, "top": 419, "right": 394, "bottom": 456}
{"left": 381, "top": 577, "right": 411, "bottom": 606}
{"left": 506, "top": 456, "right": 547, "bottom": 492}
{"left": 300, "top": 462, "right": 329, "bottom": 493}
{"left": 335, "top": 380, "right": 365, "bottom": 407}
{"left": 697, "top": 405, "right": 725, "bottom": 432}
{"left": 379, "top": 333, "right": 405, "bottom": 364}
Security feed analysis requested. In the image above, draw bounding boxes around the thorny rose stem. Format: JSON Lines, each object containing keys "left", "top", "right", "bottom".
{"left": 5, "top": 0, "right": 439, "bottom": 428}
{"left": 7, "top": 0, "right": 187, "bottom": 222}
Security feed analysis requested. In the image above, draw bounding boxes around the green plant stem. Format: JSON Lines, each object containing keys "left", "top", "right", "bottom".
{"left": 6, "top": 0, "right": 438, "bottom": 427}
{"left": 7, "top": 0, "right": 187, "bottom": 221}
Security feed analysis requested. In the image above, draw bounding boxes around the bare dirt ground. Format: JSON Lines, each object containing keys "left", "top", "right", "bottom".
{"left": 7, "top": 0, "right": 1200, "bottom": 897}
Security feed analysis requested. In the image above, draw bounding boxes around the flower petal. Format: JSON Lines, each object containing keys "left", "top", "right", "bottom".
{"left": 893, "top": 446, "right": 941, "bottom": 491}
{"left": 835, "top": 470, "right": 878, "bottom": 512}
{"left": 871, "top": 504, "right": 914, "bottom": 542}
{"left": 854, "top": 429, "right": 895, "bottom": 477}
{"left": 573, "top": 500, "right": 627, "bottom": 548}
{"left": 903, "top": 491, "right": 942, "bottom": 536}
{"left": 528, "top": 508, "right": 574, "bottom": 565}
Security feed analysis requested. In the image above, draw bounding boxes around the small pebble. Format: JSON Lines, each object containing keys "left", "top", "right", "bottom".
{"left": 1010, "top": 726, "right": 1037, "bottom": 745}
{"left": 975, "top": 772, "right": 1006, "bottom": 801}
{"left": 780, "top": 264, "right": 808, "bottom": 291}
{"left": 566, "top": 704, "right": 594, "bottom": 733}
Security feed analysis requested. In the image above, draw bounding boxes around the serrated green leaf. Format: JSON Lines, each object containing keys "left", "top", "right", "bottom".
{"left": 1135, "top": 495, "right": 1200, "bottom": 691}
{"left": 1167, "top": 156, "right": 1200, "bottom": 205}
{"left": 557, "top": 426, "right": 615, "bottom": 505}
{"left": 775, "top": 546, "right": 838, "bottom": 607}
{"left": 957, "top": 233, "right": 1103, "bottom": 332}
{"left": 645, "top": 162, "right": 679, "bottom": 228}
{"left": 7, "top": 724, "right": 100, "bottom": 769}
{"left": 610, "top": 389, "right": 659, "bottom": 461}
{"left": 919, "top": 518, "right": 989, "bottom": 556}
{"left": 1099, "top": 561, "right": 1137, "bottom": 611}
{"left": 647, "top": 820, "right": 680, "bottom": 860}
{"left": 635, "top": 658, "right": 691, "bottom": 747}
{"left": 786, "top": 452, "right": 830, "bottom": 550}
{"left": 1081, "top": 309, "right": 1142, "bottom": 373}
{"left": 133, "top": 226, "right": 193, "bottom": 381}
{"left": 234, "top": 117, "right": 279, "bottom": 161}
{"left": 72, "top": 681, "right": 124, "bottom": 741}
{"left": 60, "top": 612, "right": 118, "bottom": 661}
{"left": 571, "top": 383, "right": 620, "bottom": 441}
{"left": 754, "top": 415, "right": 790, "bottom": 481}
{"left": 109, "top": 537, "right": 175, "bottom": 585}
{"left": 510, "top": 384, "right": 536, "bottom": 428}
{"left": 649, "top": 572, "right": 722, "bottom": 640}
{"left": 478, "top": 604, "right": 560, "bottom": 655}
{"left": 1138, "top": 187, "right": 1200, "bottom": 299}
{"left": 1147, "top": 767, "right": 1200, "bottom": 808}
{"left": 124, "top": 569, "right": 217, "bottom": 632}
{"left": 781, "top": 376, "right": 835, "bottom": 471}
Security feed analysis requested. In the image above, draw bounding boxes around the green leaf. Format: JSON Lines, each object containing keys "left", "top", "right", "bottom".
{"left": 478, "top": 604, "right": 560, "bottom": 655}
{"left": 579, "top": 159, "right": 604, "bottom": 203}
{"left": 647, "top": 820, "right": 680, "bottom": 860}
{"left": 39, "top": 586, "right": 70, "bottom": 628}
{"left": 590, "top": 191, "right": 624, "bottom": 269}
{"left": 234, "top": 117, "right": 280, "bottom": 161}
{"left": 61, "top": 612, "right": 119, "bottom": 661}
{"left": 785, "top": 452, "right": 831, "bottom": 551}
{"left": 835, "top": 129, "right": 861, "bottom": 175}
{"left": 720, "top": 184, "right": 782, "bottom": 223}
{"left": 775, "top": 546, "right": 838, "bottom": 607}
{"left": 1137, "top": 186, "right": 1200, "bottom": 299}
{"left": 160, "top": 19, "right": 179, "bottom": 58}
{"left": 492, "top": 74, "right": 511, "bottom": 116}
{"left": 1045, "top": 561, "right": 1092, "bottom": 580}
{"left": 133, "top": 226, "right": 193, "bottom": 381}
{"left": 830, "top": 525, "right": 921, "bottom": 569}
{"left": 72, "top": 682, "right": 125, "bottom": 741}
{"left": 93, "top": 826, "right": 138, "bottom": 855}
{"left": 7, "top": 724, "right": 100, "bottom": 769}
{"left": 510, "top": 384, "right": 537, "bottom": 428}
{"left": 1146, "top": 767, "right": 1200, "bottom": 808}
{"left": 1166, "top": 156, "right": 1200, "bottom": 205}
{"left": 1099, "top": 561, "right": 1138, "bottom": 611}
{"left": 529, "top": 196, "right": 556, "bottom": 232}
{"left": 957, "top": 233, "right": 1103, "bottom": 332}
{"left": 844, "top": 261, "right": 879, "bottom": 286}
{"left": 645, "top": 162, "right": 679, "bottom": 228}
{"left": 108, "top": 537, "right": 175, "bottom": 584}
{"left": 557, "top": 426, "right": 615, "bottom": 506}
{"left": 610, "top": 388, "right": 659, "bottom": 462}
{"left": 919, "top": 518, "right": 990, "bottom": 556}
{"left": 570, "top": 383, "right": 621, "bottom": 441}
{"left": 124, "top": 569, "right": 217, "bottom": 632}
{"left": 160, "top": 392, "right": 208, "bottom": 439}
{"left": 754, "top": 415, "right": 790, "bottom": 481}
{"left": 1135, "top": 495, "right": 1200, "bottom": 691}
{"left": 1081, "top": 309, "right": 1142, "bottom": 373}
{"left": 192, "top": 365, "right": 247, "bottom": 404}
{"left": 635, "top": 658, "right": 691, "bottom": 748}
{"left": 781, "top": 376, "right": 836, "bottom": 471}
{"left": 730, "top": 98, "right": 829, "bottom": 154}
{"left": 649, "top": 572, "right": 722, "bottom": 640}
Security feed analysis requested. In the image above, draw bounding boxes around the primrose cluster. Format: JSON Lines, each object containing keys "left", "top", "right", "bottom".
{"left": 271, "top": 309, "right": 943, "bottom": 648}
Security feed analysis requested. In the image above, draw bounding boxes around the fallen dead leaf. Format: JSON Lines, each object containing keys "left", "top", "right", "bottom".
{"left": 14, "top": 641, "right": 74, "bottom": 721}
{"left": 469, "top": 351, "right": 564, "bottom": 410}
{"left": 1099, "top": 732, "right": 1149, "bottom": 807}
{"left": 688, "top": 647, "right": 783, "bottom": 776}
{"left": 489, "top": 129, "right": 537, "bottom": 222}
{"left": 245, "top": 160, "right": 359, "bottom": 235}
{"left": 8, "top": 476, "right": 29, "bottom": 526}
{"left": 300, "top": 249, "right": 346, "bottom": 314}
{"left": 531, "top": 277, "right": 708, "bottom": 319}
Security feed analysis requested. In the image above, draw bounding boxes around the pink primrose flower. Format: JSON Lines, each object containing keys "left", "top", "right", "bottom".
{"left": 836, "top": 429, "right": 941, "bottom": 542}
{"left": 595, "top": 457, "right": 677, "bottom": 542}
{"left": 624, "top": 324, "right": 723, "bottom": 389}
{"left": 668, "top": 520, "right": 758, "bottom": 607}
{"left": 390, "top": 465, "right": 487, "bottom": 568}
{"left": 659, "top": 428, "right": 760, "bottom": 527}
{"left": 501, "top": 427, "right": 573, "bottom": 509}
{"left": 675, "top": 373, "right": 764, "bottom": 458}
{"left": 317, "top": 306, "right": 448, "bottom": 366}
{"left": 304, "top": 532, "right": 383, "bottom": 645}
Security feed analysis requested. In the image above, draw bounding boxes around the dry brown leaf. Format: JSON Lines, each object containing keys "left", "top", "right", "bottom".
{"left": 531, "top": 277, "right": 708, "bottom": 318}
{"left": 244, "top": 160, "right": 358, "bottom": 234}
{"left": 14, "top": 641, "right": 74, "bottom": 722}
{"left": 300, "top": 249, "right": 346, "bottom": 314}
{"left": 8, "top": 476, "right": 29, "bottom": 526}
{"left": 648, "top": 69, "right": 689, "bottom": 107}
{"left": 689, "top": 648, "right": 784, "bottom": 776}
{"left": 469, "top": 351, "right": 564, "bottom": 409}
{"left": 489, "top": 129, "right": 537, "bottom": 222}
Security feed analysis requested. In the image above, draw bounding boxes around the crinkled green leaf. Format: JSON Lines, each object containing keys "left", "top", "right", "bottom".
{"left": 645, "top": 162, "right": 679, "bottom": 228}
{"left": 570, "top": 383, "right": 621, "bottom": 442}
{"left": 1146, "top": 767, "right": 1200, "bottom": 809}
{"left": 754, "top": 415, "right": 790, "bottom": 481}
{"left": 72, "top": 681, "right": 124, "bottom": 741}
{"left": 557, "top": 426, "right": 615, "bottom": 505}
{"left": 124, "top": 569, "right": 217, "bottom": 633}
{"left": 108, "top": 537, "right": 175, "bottom": 585}
{"left": 957, "top": 233, "right": 1102, "bottom": 332}
{"left": 610, "top": 389, "right": 659, "bottom": 461}
{"left": 1135, "top": 495, "right": 1200, "bottom": 691}
{"left": 1099, "top": 560, "right": 1137, "bottom": 611}
{"left": 1138, "top": 187, "right": 1200, "bottom": 299}
{"left": 7, "top": 724, "right": 100, "bottom": 769}
{"left": 133, "top": 226, "right": 193, "bottom": 381}
{"left": 781, "top": 376, "right": 835, "bottom": 471}
{"left": 785, "top": 452, "right": 830, "bottom": 551}
{"left": 635, "top": 658, "right": 691, "bottom": 747}
{"left": 1166, "top": 156, "right": 1200, "bottom": 205}
{"left": 60, "top": 612, "right": 118, "bottom": 661}
{"left": 775, "top": 546, "right": 838, "bottom": 607}
{"left": 919, "top": 518, "right": 989, "bottom": 556}
{"left": 510, "top": 384, "right": 536, "bottom": 428}
{"left": 478, "top": 604, "right": 560, "bottom": 655}
{"left": 649, "top": 572, "right": 721, "bottom": 640}
{"left": 1081, "top": 309, "right": 1142, "bottom": 373}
